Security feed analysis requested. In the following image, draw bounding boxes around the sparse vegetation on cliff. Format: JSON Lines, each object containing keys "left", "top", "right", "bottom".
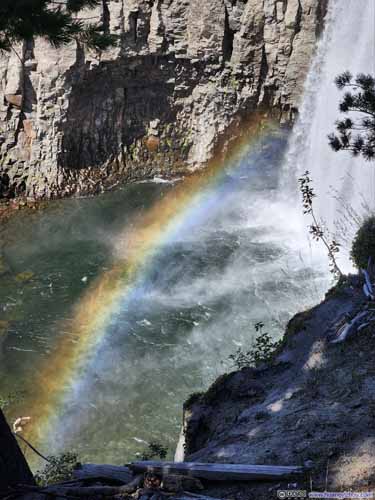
{"left": 299, "top": 171, "right": 342, "bottom": 278}
{"left": 228, "top": 322, "right": 282, "bottom": 369}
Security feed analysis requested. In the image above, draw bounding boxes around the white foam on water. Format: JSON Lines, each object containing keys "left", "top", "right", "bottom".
{"left": 283, "top": 0, "right": 375, "bottom": 272}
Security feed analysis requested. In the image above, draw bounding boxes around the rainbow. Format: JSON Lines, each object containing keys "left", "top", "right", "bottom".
{"left": 22, "top": 116, "right": 276, "bottom": 457}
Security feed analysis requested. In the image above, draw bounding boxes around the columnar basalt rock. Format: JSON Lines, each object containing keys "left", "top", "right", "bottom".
{"left": 0, "top": 0, "right": 328, "bottom": 199}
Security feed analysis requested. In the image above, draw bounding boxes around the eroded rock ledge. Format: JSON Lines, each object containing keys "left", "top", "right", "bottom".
{"left": 0, "top": 0, "right": 327, "bottom": 199}
{"left": 181, "top": 277, "right": 375, "bottom": 498}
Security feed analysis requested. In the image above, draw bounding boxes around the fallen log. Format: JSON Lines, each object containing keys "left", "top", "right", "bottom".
{"left": 72, "top": 463, "right": 133, "bottom": 484}
{"left": 175, "top": 494, "right": 223, "bottom": 500}
{"left": 128, "top": 461, "right": 304, "bottom": 481}
{"left": 329, "top": 310, "right": 369, "bottom": 343}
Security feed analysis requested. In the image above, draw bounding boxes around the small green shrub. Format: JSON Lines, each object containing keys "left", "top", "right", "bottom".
{"left": 351, "top": 216, "right": 375, "bottom": 269}
{"left": 228, "top": 322, "right": 282, "bottom": 369}
{"left": 35, "top": 452, "right": 79, "bottom": 486}
{"left": 141, "top": 441, "right": 168, "bottom": 461}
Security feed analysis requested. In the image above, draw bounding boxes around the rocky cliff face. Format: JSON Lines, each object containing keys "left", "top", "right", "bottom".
{"left": 181, "top": 279, "right": 375, "bottom": 497}
{"left": 0, "top": 0, "right": 327, "bottom": 199}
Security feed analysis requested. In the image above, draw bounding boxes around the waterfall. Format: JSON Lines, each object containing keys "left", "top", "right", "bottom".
{"left": 283, "top": 0, "right": 375, "bottom": 272}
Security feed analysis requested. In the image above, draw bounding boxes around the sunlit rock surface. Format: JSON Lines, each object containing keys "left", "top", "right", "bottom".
{"left": 0, "top": 0, "right": 327, "bottom": 199}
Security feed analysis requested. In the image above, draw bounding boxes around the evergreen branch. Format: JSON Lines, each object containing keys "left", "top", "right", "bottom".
{"left": 329, "top": 71, "right": 375, "bottom": 160}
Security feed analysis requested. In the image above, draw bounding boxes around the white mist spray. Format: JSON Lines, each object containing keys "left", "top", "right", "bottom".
{"left": 283, "top": 0, "right": 375, "bottom": 271}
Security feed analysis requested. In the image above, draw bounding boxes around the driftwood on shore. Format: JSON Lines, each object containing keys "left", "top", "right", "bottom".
{"left": 128, "top": 461, "right": 304, "bottom": 481}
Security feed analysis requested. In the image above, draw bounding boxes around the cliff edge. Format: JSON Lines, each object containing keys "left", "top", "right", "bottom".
{"left": 181, "top": 276, "right": 375, "bottom": 498}
{"left": 0, "top": 0, "right": 327, "bottom": 199}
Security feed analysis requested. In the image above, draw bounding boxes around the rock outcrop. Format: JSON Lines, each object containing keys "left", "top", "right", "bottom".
{"left": 0, "top": 0, "right": 328, "bottom": 199}
{"left": 181, "top": 278, "right": 375, "bottom": 497}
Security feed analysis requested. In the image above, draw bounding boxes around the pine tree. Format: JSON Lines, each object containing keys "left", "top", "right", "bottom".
{"left": 0, "top": 0, "right": 117, "bottom": 52}
{"left": 328, "top": 72, "right": 375, "bottom": 161}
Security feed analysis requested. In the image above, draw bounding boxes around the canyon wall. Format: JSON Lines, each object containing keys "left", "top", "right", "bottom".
{"left": 0, "top": 0, "right": 327, "bottom": 199}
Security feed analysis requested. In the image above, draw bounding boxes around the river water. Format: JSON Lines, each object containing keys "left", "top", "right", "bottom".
{"left": 3, "top": 0, "right": 375, "bottom": 466}
{"left": 0, "top": 130, "right": 330, "bottom": 467}
{"left": 1, "top": 0, "right": 374, "bottom": 472}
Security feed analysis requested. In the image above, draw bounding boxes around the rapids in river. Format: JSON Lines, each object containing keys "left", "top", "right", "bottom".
{"left": 1, "top": 0, "right": 374, "bottom": 470}
{"left": 0, "top": 131, "right": 330, "bottom": 466}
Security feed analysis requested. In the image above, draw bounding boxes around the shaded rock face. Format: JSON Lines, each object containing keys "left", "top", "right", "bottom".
{"left": 0, "top": 0, "right": 327, "bottom": 199}
{"left": 181, "top": 279, "right": 375, "bottom": 494}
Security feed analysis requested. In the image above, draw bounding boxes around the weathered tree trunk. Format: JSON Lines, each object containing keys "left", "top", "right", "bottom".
{"left": 128, "top": 461, "right": 304, "bottom": 481}
{"left": 0, "top": 409, "right": 35, "bottom": 490}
